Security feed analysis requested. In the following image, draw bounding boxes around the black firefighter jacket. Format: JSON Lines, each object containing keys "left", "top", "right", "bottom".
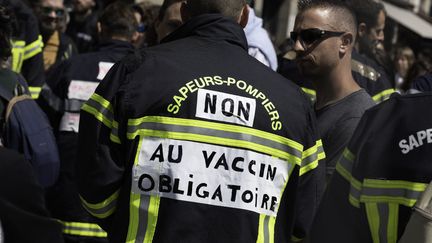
{"left": 77, "top": 14, "right": 326, "bottom": 243}
{"left": 39, "top": 39, "right": 135, "bottom": 239}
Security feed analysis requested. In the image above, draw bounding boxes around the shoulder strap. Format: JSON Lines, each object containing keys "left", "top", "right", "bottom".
{"left": 5, "top": 95, "right": 32, "bottom": 121}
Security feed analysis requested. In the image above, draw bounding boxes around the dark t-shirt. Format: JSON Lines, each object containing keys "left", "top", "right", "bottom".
{"left": 315, "top": 89, "right": 375, "bottom": 180}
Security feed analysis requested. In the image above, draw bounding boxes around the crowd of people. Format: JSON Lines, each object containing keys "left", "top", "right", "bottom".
{"left": 0, "top": 0, "right": 431, "bottom": 242}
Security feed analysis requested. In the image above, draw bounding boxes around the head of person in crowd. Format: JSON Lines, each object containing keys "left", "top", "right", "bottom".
{"left": 293, "top": 0, "right": 357, "bottom": 82}
{"left": 393, "top": 45, "right": 415, "bottom": 79}
{"left": 155, "top": 0, "right": 183, "bottom": 43}
{"left": 402, "top": 49, "right": 432, "bottom": 91}
{"left": 30, "top": 0, "right": 66, "bottom": 39}
{"left": 135, "top": 2, "right": 160, "bottom": 47}
{"left": 393, "top": 44, "right": 415, "bottom": 90}
{"left": 180, "top": 0, "right": 249, "bottom": 24}
{"left": 346, "top": 0, "right": 386, "bottom": 56}
{"left": 97, "top": 2, "right": 139, "bottom": 43}
{"left": 71, "top": 0, "right": 95, "bottom": 17}
{"left": 0, "top": 4, "right": 12, "bottom": 68}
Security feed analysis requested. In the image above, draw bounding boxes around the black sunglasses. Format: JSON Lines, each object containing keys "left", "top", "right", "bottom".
{"left": 290, "top": 28, "right": 345, "bottom": 46}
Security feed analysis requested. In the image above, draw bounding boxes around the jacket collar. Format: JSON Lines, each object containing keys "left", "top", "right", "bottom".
{"left": 95, "top": 39, "right": 135, "bottom": 52}
{"left": 161, "top": 14, "right": 248, "bottom": 51}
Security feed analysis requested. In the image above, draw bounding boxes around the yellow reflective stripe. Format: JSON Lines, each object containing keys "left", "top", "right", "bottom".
{"left": 60, "top": 221, "right": 107, "bottom": 238}
{"left": 301, "top": 87, "right": 316, "bottom": 96}
{"left": 143, "top": 196, "right": 160, "bottom": 243}
{"left": 82, "top": 103, "right": 113, "bottom": 128}
{"left": 127, "top": 137, "right": 144, "bottom": 242}
{"left": 291, "top": 235, "right": 303, "bottom": 242}
{"left": 300, "top": 139, "right": 325, "bottom": 176}
{"left": 130, "top": 129, "right": 301, "bottom": 165}
{"left": 23, "top": 35, "right": 43, "bottom": 60}
{"left": 11, "top": 40, "right": 25, "bottom": 72}
{"left": 29, "top": 86, "right": 42, "bottom": 99}
{"left": 366, "top": 203, "right": 380, "bottom": 243}
{"left": 387, "top": 203, "right": 398, "bottom": 243}
{"left": 126, "top": 138, "right": 160, "bottom": 243}
{"left": 361, "top": 179, "right": 427, "bottom": 207}
{"left": 372, "top": 89, "right": 395, "bottom": 103}
{"left": 80, "top": 190, "right": 120, "bottom": 219}
{"left": 128, "top": 116, "right": 303, "bottom": 152}
{"left": 256, "top": 214, "right": 265, "bottom": 243}
{"left": 90, "top": 93, "right": 114, "bottom": 113}
{"left": 126, "top": 192, "right": 141, "bottom": 243}
{"left": 110, "top": 121, "right": 121, "bottom": 144}
{"left": 256, "top": 215, "right": 275, "bottom": 243}
{"left": 335, "top": 148, "right": 362, "bottom": 208}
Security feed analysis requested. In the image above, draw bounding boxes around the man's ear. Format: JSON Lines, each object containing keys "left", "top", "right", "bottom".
{"left": 180, "top": 1, "right": 191, "bottom": 22}
{"left": 340, "top": 32, "right": 354, "bottom": 54}
{"left": 239, "top": 4, "right": 249, "bottom": 28}
{"left": 358, "top": 23, "right": 367, "bottom": 37}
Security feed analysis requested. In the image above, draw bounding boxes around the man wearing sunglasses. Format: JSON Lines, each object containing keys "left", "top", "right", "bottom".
{"left": 292, "top": 0, "right": 375, "bottom": 182}
{"left": 31, "top": 0, "right": 77, "bottom": 72}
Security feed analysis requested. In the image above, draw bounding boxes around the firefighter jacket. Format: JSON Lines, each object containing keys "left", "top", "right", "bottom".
{"left": 39, "top": 39, "right": 135, "bottom": 240}
{"left": 77, "top": 14, "right": 326, "bottom": 243}
{"left": 6, "top": 0, "right": 45, "bottom": 99}
{"left": 277, "top": 50, "right": 396, "bottom": 104}
{"left": 351, "top": 50, "right": 395, "bottom": 103}
{"left": 310, "top": 92, "right": 432, "bottom": 243}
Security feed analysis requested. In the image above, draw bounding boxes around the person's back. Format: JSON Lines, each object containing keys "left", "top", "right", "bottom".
{"left": 310, "top": 92, "right": 432, "bottom": 242}
{"left": 39, "top": 2, "right": 137, "bottom": 242}
{"left": 0, "top": 147, "right": 64, "bottom": 243}
{"left": 77, "top": 0, "right": 326, "bottom": 242}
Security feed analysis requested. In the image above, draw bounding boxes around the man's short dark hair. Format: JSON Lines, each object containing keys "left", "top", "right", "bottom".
{"left": 0, "top": 5, "right": 12, "bottom": 60}
{"left": 98, "top": 2, "right": 138, "bottom": 40}
{"left": 185, "top": 0, "right": 246, "bottom": 21}
{"left": 298, "top": 0, "right": 357, "bottom": 37}
{"left": 346, "top": 0, "right": 385, "bottom": 30}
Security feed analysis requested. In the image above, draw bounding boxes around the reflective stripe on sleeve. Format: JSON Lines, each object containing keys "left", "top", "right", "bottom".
{"left": 81, "top": 93, "right": 121, "bottom": 143}
{"left": 360, "top": 179, "right": 427, "bottom": 207}
{"left": 60, "top": 221, "right": 107, "bottom": 238}
{"left": 80, "top": 190, "right": 120, "bottom": 219}
{"left": 372, "top": 89, "right": 395, "bottom": 103}
{"left": 335, "top": 148, "right": 362, "bottom": 208}
{"left": 23, "top": 35, "right": 43, "bottom": 60}
{"left": 11, "top": 40, "right": 25, "bottom": 72}
{"left": 29, "top": 86, "right": 42, "bottom": 99}
{"left": 300, "top": 139, "right": 325, "bottom": 176}
{"left": 126, "top": 116, "right": 303, "bottom": 165}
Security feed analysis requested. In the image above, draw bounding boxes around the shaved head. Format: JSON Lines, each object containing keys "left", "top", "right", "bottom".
{"left": 185, "top": 0, "right": 246, "bottom": 21}
{"left": 298, "top": 0, "right": 357, "bottom": 39}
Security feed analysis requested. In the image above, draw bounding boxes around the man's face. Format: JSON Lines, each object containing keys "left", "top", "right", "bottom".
{"left": 73, "top": 0, "right": 95, "bottom": 14}
{"left": 359, "top": 10, "right": 386, "bottom": 53}
{"left": 35, "top": 0, "right": 65, "bottom": 34}
{"left": 155, "top": 2, "right": 183, "bottom": 43}
{"left": 292, "top": 8, "right": 343, "bottom": 78}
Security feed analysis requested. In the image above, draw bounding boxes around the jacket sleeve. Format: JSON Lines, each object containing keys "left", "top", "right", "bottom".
{"left": 291, "top": 102, "right": 326, "bottom": 242}
{"left": 77, "top": 60, "right": 131, "bottom": 221}
{"left": 21, "top": 12, "right": 45, "bottom": 99}
{"left": 309, "top": 113, "right": 372, "bottom": 243}
{"left": 37, "top": 60, "right": 71, "bottom": 132}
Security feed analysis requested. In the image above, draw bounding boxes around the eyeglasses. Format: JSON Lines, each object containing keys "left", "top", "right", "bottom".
{"left": 40, "top": 7, "right": 65, "bottom": 17}
{"left": 290, "top": 28, "right": 345, "bottom": 46}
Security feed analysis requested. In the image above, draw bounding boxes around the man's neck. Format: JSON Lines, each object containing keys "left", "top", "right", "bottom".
{"left": 313, "top": 65, "right": 361, "bottom": 110}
